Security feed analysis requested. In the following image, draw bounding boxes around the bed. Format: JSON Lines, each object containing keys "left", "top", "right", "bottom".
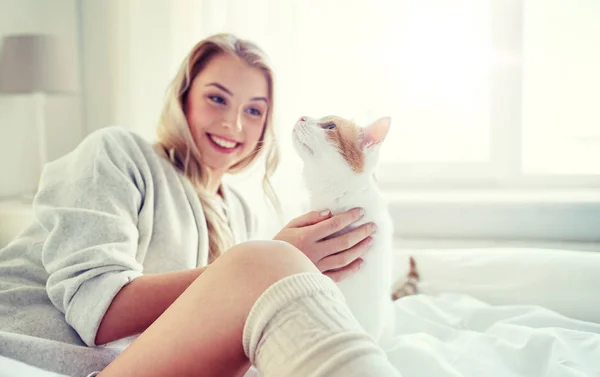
{"left": 1, "top": 247, "right": 599, "bottom": 377}
{"left": 241, "top": 246, "right": 600, "bottom": 377}
{"left": 381, "top": 247, "right": 600, "bottom": 376}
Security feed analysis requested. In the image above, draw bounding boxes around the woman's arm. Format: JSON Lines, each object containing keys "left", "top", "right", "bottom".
{"left": 34, "top": 128, "right": 208, "bottom": 347}
{"left": 95, "top": 266, "right": 207, "bottom": 345}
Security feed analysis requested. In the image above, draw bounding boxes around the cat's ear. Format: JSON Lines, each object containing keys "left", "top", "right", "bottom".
{"left": 360, "top": 116, "right": 391, "bottom": 150}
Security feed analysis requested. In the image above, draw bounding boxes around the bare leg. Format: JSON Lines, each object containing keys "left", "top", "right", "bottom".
{"left": 98, "top": 240, "right": 315, "bottom": 377}
{"left": 98, "top": 240, "right": 399, "bottom": 377}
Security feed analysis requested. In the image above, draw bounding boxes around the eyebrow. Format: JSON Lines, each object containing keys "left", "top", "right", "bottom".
{"left": 250, "top": 96, "right": 268, "bottom": 103}
{"left": 205, "top": 82, "right": 232, "bottom": 95}
{"left": 205, "top": 82, "right": 268, "bottom": 103}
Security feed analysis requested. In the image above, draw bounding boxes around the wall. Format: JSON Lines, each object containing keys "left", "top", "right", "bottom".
{"left": 0, "top": 0, "right": 186, "bottom": 194}
{"left": 79, "top": 0, "right": 175, "bottom": 140}
{"left": 0, "top": 0, "right": 184, "bottom": 198}
{"left": 0, "top": 0, "right": 83, "bottom": 197}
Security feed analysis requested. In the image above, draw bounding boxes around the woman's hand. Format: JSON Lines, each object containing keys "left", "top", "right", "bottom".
{"left": 273, "top": 208, "right": 376, "bottom": 282}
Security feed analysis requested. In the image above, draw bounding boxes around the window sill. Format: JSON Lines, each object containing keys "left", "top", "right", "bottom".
{"left": 382, "top": 188, "right": 600, "bottom": 204}
{"left": 382, "top": 188, "right": 600, "bottom": 243}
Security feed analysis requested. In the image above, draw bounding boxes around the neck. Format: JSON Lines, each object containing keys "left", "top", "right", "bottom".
{"left": 205, "top": 171, "right": 224, "bottom": 197}
{"left": 305, "top": 171, "right": 377, "bottom": 211}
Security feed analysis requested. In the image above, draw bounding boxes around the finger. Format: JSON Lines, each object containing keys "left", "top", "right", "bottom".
{"left": 319, "top": 236, "right": 372, "bottom": 271}
{"left": 324, "top": 258, "right": 363, "bottom": 283}
{"left": 286, "top": 209, "right": 332, "bottom": 228}
{"left": 318, "top": 222, "right": 376, "bottom": 254}
{"left": 311, "top": 207, "right": 364, "bottom": 240}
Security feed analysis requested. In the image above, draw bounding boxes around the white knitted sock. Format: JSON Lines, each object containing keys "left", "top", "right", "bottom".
{"left": 242, "top": 273, "right": 401, "bottom": 377}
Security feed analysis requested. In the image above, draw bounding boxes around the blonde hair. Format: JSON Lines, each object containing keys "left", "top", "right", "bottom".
{"left": 155, "top": 33, "right": 280, "bottom": 264}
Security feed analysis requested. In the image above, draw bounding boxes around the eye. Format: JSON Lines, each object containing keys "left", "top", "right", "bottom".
{"left": 209, "top": 95, "right": 226, "bottom": 105}
{"left": 246, "top": 107, "right": 262, "bottom": 116}
{"left": 321, "top": 122, "right": 336, "bottom": 130}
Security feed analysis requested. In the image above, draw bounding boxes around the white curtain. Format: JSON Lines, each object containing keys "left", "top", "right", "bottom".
{"left": 85, "top": 0, "right": 600, "bottom": 236}
{"left": 165, "top": 0, "right": 496, "bottom": 234}
{"left": 163, "top": 0, "right": 496, "bottom": 235}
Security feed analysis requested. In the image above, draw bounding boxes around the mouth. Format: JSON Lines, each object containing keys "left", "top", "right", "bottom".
{"left": 206, "top": 133, "right": 241, "bottom": 153}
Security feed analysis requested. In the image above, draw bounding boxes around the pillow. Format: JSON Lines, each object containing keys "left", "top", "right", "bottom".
{"left": 391, "top": 248, "right": 600, "bottom": 324}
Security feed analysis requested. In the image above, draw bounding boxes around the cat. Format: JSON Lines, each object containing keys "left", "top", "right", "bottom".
{"left": 292, "top": 114, "right": 396, "bottom": 344}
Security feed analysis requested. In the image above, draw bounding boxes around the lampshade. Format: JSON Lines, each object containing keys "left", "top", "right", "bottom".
{"left": 0, "top": 34, "right": 79, "bottom": 94}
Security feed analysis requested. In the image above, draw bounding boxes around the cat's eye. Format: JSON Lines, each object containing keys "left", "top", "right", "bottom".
{"left": 322, "top": 122, "right": 336, "bottom": 130}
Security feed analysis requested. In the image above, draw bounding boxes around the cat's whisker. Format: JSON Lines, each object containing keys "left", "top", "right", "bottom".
{"left": 296, "top": 125, "right": 317, "bottom": 145}
{"left": 293, "top": 128, "right": 316, "bottom": 155}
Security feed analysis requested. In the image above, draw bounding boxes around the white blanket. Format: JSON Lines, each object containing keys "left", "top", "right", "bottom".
{"left": 383, "top": 293, "right": 600, "bottom": 377}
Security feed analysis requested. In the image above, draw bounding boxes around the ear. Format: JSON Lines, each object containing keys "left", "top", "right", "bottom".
{"left": 360, "top": 116, "right": 391, "bottom": 150}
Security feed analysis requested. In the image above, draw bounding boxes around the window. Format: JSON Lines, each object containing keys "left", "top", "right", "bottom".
{"left": 173, "top": 0, "right": 600, "bottom": 240}
{"left": 522, "top": 0, "right": 600, "bottom": 177}
{"left": 250, "top": 0, "right": 600, "bottom": 187}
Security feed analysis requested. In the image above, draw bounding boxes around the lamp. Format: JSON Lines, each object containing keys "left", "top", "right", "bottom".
{"left": 0, "top": 34, "right": 79, "bottom": 195}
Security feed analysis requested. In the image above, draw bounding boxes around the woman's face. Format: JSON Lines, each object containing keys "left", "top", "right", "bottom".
{"left": 185, "top": 53, "right": 269, "bottom": 177}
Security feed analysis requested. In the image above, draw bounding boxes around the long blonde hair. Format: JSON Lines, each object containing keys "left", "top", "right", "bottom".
{"left": 155, "top": 33, "right": 280, "bottom": 264}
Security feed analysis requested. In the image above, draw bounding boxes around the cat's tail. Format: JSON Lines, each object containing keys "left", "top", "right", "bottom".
{"left": 391, "top": 256, "right": 420, "bottom": 301}
{"left": 408, "top": 256, "right": 419, "bottom": 279}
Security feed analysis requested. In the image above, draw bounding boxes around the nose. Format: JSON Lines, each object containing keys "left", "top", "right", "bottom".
{"left": 235, "top": 112, "right": 243, "bottom": 132}
{"left": 299, "top": 116, "right": 306, "bottom": 122}
{"left": 222, "top": 109, "right": 243, "bottom": 132}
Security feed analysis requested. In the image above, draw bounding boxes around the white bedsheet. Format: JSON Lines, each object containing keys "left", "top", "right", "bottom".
{"left": 383, "top": 293, "right": 600, "bottom": 377}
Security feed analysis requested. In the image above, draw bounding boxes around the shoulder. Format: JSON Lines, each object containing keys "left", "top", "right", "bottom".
{"left": 61, "top": 126, "right": 165, "bottom": 170}
{"left": 40, "top": 126, "right": 167, "bottom": 192}
{"left": 78, "top": 126, "right": 156, "bottom": 159}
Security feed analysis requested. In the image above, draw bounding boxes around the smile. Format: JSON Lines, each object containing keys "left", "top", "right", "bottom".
{"left": 207, "top": 133, "right": 240, "bottom": 151}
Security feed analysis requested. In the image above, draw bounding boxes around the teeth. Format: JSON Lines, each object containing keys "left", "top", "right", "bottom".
{"left": 209, "top": 134, "right": 237, "bottom": 149}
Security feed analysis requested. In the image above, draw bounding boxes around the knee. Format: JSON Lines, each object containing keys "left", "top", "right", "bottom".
{"left": 219, "top": 240, "right": 319, "bottom": 281}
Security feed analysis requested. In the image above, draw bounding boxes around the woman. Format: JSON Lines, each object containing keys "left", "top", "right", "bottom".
{"left": 0, "top": 33, "right": 398, "bottom": 377}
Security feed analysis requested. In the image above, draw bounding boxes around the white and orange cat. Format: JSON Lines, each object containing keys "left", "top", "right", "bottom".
{"left": 292, "top": 114, "right": 396, "bottom": 344}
